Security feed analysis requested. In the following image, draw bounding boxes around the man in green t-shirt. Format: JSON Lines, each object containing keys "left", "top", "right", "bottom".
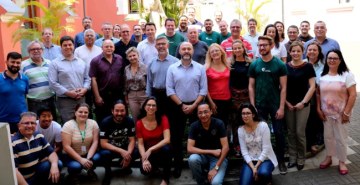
{"left": 159, "top": 18, "right": 186, "bottom": 57}
{"left": 199, "top": 19, "right": 221, "bottom": 46}
{"left": 248, "top": 35, "right": 288, "bottom": 175}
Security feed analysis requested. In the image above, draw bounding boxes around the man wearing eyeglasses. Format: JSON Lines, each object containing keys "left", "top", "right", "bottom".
{"left": 21, "top": 41, "right": 57, "bottom": 119}
{"left": 115, "top": 24, "right": 139, "bottom": 67}
{"left": 285, "top": 25, "right": 300, "bottom": 62}
{"left": 12, "top": 112, "right": 61, "bottom": 185}
{"left": 42, "top": 28, "right": 62, "bottom": 61}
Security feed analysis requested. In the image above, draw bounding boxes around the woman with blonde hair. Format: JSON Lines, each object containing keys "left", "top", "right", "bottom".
{"left": 205, "top": 43, "right": 231, "bottom": 127}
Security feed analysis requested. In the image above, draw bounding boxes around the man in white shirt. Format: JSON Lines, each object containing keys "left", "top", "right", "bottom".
{"left": 137, "top": 22, "right": 158, "bottom": 66}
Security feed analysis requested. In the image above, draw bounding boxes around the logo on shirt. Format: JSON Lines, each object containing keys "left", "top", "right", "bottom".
{"left": 261, "top": 68, "right": 271, "bottom": 72}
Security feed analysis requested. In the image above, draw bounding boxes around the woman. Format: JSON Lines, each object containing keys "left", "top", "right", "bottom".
{"left": 285, "top": 41, "right": 316, "bottom": 170}
{"left": 205, "top": 43, "right": 231, "bottom": 127}
{"left": 137, "top": 97, "right": 171, "bottom": 185}
{"left": 256, "top": 24, "right": 287, "bottom": 62}
{"left": 124, "top": 47, "right": 147, "bottom": 122}
{"left": 317, "top": 50, "right": 357, "bottom": 175}
{"left": 238, "top": 103, "right": 278, "bottom": 185}
{"left": 274, "top": 21, "right": 288, "bottom": 45}
{"left": 62, "top": 103, "right": 100, "bottom": 183}
{"left": 113, "top": 24, "right": 121, "bottom": 39}
{"left": 305, "top": 42, "right": 325, "bottom": 155}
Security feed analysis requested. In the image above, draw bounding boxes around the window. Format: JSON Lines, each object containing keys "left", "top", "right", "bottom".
{"left": 129, "top": 0, "right": 139, "bottom": 13}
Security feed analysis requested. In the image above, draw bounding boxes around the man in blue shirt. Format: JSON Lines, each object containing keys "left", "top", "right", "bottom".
{"left": 0, "top": 52, "right": 28, "bottom": 133}
{"left": 74, "top": 16, "right": 100, "bottom": 48}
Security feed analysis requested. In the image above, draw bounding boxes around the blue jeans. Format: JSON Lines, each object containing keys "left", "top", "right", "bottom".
{"left": 99, "top": 149, "right": 139, "bottom": 172}
{"left": 188, "top": 154, "right": 228, "bottom": 185}
{"left": 256, "top": 104, "right": 285, "bottom": 162}
{"left": 239, "top": 160, "right": 274, "bottom": 185}
{"left": 27, "top": 160, "right": 63, "bottom": 185}
{"left": 63, "top": 152, "right": 101, "bottom": 175}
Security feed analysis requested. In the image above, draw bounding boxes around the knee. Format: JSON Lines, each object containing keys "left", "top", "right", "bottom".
{"left": 67, "top": 161, "right": 82, "bottom": 174}
{"left": 211, "top": 177, "right": 223, "bottom": 185}
{"left": 188, "top": 154, "right": 202, "bottom": 166}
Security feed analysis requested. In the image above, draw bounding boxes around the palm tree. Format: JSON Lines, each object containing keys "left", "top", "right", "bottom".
{"left": 161, "top": 0, "right": 189, "bottom": 23}
{"left": 7, "top": 0, "right": 77, "bottom": 45}
{"left": 235, "top": 0, "right": 271, "bottom": 32}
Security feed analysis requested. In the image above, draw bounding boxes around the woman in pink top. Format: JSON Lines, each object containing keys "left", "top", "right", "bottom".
{"left": 205, "top": 43, "right": 231, "bottom": 127}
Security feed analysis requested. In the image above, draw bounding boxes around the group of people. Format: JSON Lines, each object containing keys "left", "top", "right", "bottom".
{"left": 0, "top": 8, "right": 357, "bottom": 185}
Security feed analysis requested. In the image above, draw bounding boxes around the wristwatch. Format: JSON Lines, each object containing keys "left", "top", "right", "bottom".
{"left": 214, "top": 165, "right": 219, "bottom": 171}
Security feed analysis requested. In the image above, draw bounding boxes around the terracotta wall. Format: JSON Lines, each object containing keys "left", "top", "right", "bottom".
{"left": 0, "top": 20, "right": 21, "bottom": 71}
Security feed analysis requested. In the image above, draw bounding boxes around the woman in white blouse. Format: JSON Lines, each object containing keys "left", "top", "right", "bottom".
{"left": 238, "top": 103, "right": 278, "bottom": 185}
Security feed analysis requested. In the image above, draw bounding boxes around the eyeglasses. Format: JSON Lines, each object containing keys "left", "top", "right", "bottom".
{"left": 257, "top": 44, "right": 270, "bottom": 48}
{"left": 241, "top": 112, "right": 252, "bottom": 116}
{"left": 288, "top": 31, "right": 298, "bottom": 34}
{"left": 20, "top": 121, "right": 36, "bottom": 126}
{"left": 146, "top": 104, "right": 157, "bottom": 107}
{"left": 85, "top": 34, "right": 94, "bottom": 37}
{"left": 231, "top": 26, "right": 241, "bottom": 29}
{"left": 327, "top": 57, "right": 339, "bottom": 61}
{"left": 29, "top": 48, "right": 43, "bottom": 52}
{"left": 122, "top": 31, "right": 130, "bottom": 33}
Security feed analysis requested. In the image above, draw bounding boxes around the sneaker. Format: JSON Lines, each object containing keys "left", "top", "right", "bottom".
{"left": 102, "top": 173, "right": 112, "bottom": 185}
{"left": 121, "top": 167, "right": 133, "bottom": 175}
{"left": 87, "top": 169, "right": 98, "bottom": 181}
{"left": 278, "top": 162, "right": 287, "bottom": 175}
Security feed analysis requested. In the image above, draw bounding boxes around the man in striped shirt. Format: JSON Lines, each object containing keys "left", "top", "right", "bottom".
{"left": 12, "top": 112, "right": 60, "bottom": 185}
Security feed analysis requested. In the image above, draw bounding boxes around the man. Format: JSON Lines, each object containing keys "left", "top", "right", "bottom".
{"left": 36, "top": 106, "right": 62, "bottom": 154}
{"left": 138, "top": 18, "right": 147, "bottom": 33}
{"left": 131, "top": 24, "right": 147, "bottom": 43}
{"left": 176, "top": 15, "right": 189, "bottom": 40}
{"left": 243, "top": 18, "right": 260, "bottom": 56}
{"left": 248, "top": 35, "right": 288, "bottom": 174}
{"left": 42, "top": 28, "right": 62, "bottom": 60}
{"left": 48, "top": 36, "right": 90, "bottom": 123}
{"left": 176, "top": 26, "right": 208, "bottom": 65}
{"left": 137, "top": 22, "right": 159, "bottom": 66}
{"left": 74, "top": 29, "right": 102, "bottom": 64}
{"left": 146, "top": 36, "right": 178, "bottom": 115}
{"left": 199, "top": 19, "right": 221, "bottom": 46}
{"left": 218, "top": 20, "right": 231, "bottom": 43}
{"left": 99, "top": 100, "right": 136, "bottom": 185}
{"left": 304, "top": 21, "right": 341, "bottom": 57}
{"left": 74, "top": 16, "right": 100, "bottom": 48}
{"left": 114, "top": 24, "right": 138, "bottom": 66}
{"left": 298, "top": 20, "right": 313, "bottom": 43}
{"left": 221, "top": 19, "right": 253, "bottom": 58}
{"left": 95, "top": 22, "right": 120, "bottom": 47}
{"left": 214, "top": 10, "right": 223, "bottom": 27}
{"left": 13, "top": 112, "right": 60, "bottom": 185}
{"left": 159, "top": 18, "right": 186, "bottom": 57}
{"left": 166, "top": 42, "right": 207, "bottom": 178}
{"left": 187, "top": 6, "right": 203, "bottom": 31}
{"left": 21, "top": 41, "right": 56, "bottom": 119}
{"left": 285, "top": 25, "right": 300, "bottom": 62}
{"left": 187, "top": 103, "right": 229, "bottom": 185}
{"left": 0, "top": 52, "right": 28, "bottom": 133}
{"left": 90, "top": 40, "right": 125, "bottom": 124}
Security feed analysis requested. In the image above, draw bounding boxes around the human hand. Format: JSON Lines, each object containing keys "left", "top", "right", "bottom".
{"left": 275, "top": 108, "right": 284, "bottom": 119}
{"left": 207, "top": 169, "right": 218, "bottom": 183}
{"left": 49, "top": 164, "right": 60, "bottom": 183}
{"left": 142, "top": 160, "right": 152, "bottom": 172}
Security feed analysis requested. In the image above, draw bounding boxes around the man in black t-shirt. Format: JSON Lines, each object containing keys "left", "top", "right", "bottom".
{"left": 99, "top": 100, "right": 136, "bottom": 185}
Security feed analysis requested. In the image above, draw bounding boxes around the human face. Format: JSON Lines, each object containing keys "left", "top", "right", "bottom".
{"left": 232, "top": 42, "right": 245, "bottom": 58}
{"left": 42, "top": 29, "right": 53, "bottom": 43}
{"left": 18, "top": 116, "right": 37, "bottom": 138}
{"left": 219, "top": 21, "right": 228, "bottom": 34}
{"left": 214, "top": 11, "right": 222, "bottom": 22}
{"left": 102, "top": 24, "right": 113, "bottom": 38}
{"left": 28, "top": 43, "right": 43, "bottom": 60}
{"left": 300, "top": 22, "right": 310, "bottom": 35}
{"left": 230, "top": 22, "right": 241, "bottom": 37}
{"left": 112, "top": 103, "right": 127, "bottom": 123}
{"left": 187, "top": 28, "right": 199, "bottom": 43}
{"left": 165, "top": 20, "right": 176, "bottom": 35}
{"left": 155, "top": 38, "right": 169, "bottom": 55}
{"left": 82, "top": 18, "right": 92, "bottom": 30}
{"left": 179, "top": 43, "right": 193, "bottom": 61}
{"left": 84, "top": 31, "right": 96, "bottom": 46}
{"left": 248, "top": 21, "right": 257, "bottom": 34}
{"left": 287, "top": 27, "right": 299, "bottom": 41}
{"left": 258, "top": 39, "right": 271, "bottom": 56}
{"left": 204, "top": 21, "right": 213, "bottom": 32}
{"left": 145, "top": 99, "right": 157, "bottom": 115}
{"left": 75, "top": 106, "right": 89, "bottom": 122}
{"left": 187, "top": 8, "right": 195, "bottom": 20}
{"left": 127, "top": 51, "right": 139, "bottom": 64}
{"left": 266, "top": 27, "right": 276, "bottom": 39}
{"left": 197, "top": 104, "right": 212, "bottom": 124}
{"left": 306, "top": 44, "right": 320, "bottom": 61}
{"left": 121, "top": 25, "right": 131, "bottom": 41}
{"left": 290, "top": 45, "right": 303, "bottom": 61}
{"left": 275, "top": 23, "right": 284, "bottom": 35}
{"left": 102, "top": 40, "right": 115, "bottom": 56}
{"left": 6, "top": 58, "right": 21, "bottom": 74}
{"left": 314, "top": 22, "right": 327, "bottom": 38}
{"left": 133, "top": 25, "right": 142, "bottom": 36}
{"left": 209, "top": 46, "right": 222, "bottom": 61}
{"left": 179, "top": 17, "right": 188, "bottom": 29}
{"left": 113, "top": 25, "right": 121, "bottom": 38}
{"left": 145, "top": 25, "right": 156, "bottom": 40}
{"left": 61, "top": 40, "right": 74, "bottom": 57}
{"left": 39, "top": 111, "right": 53, "bottom": 129}
{"left": 241, "top": 108, "right": 254, "bottom": 124}
{"left": 326, "top": 52, "right": 340, "bottom": 71}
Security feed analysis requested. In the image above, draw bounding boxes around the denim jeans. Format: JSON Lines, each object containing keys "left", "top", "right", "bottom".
{"left": 63, "top": 152, "right": 101, "bottom": 175}
{"left": 27, "top": 160, "right": 63, "bottom": 185}
{"left": 188, "top": 154, "right": 228, "bottom": 185}
{"left": 99, "top": 148, "right": 139, "bottom": 172}
{"left": 239, "top": 160, "right": 274, "bottom": 185}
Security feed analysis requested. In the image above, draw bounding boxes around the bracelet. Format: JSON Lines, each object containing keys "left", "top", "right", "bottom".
{"left": 343, "top": 112, "right": 351, "bottom": 117}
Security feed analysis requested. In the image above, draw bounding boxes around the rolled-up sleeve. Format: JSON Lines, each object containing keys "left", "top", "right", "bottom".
{"left": 199, "top": 66, "right": 208, "bottom": 96}
{"left": 166, "top": 65, "right": 176, "bottom": 97}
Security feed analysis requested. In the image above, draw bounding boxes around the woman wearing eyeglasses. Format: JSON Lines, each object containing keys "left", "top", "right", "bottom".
{"left": 238, "top": 103, "right": 277, "bottom": 185}
{"left": 317, "top": 50, "right": 357, "bottom": 175}
{"left": 136, "top": 97, "right": 171, "bottom": 185}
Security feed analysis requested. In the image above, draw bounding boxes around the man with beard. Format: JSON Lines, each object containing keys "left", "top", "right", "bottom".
{"left": 74, "top": 16, "right": 100, "bottom": 48}
{"left": 159, "top": 18, "right": 186, "bottom": 57}
{"left": 248, "top": 35, "right": 288, "bottom": 175}
{"left": 42, "top": 28, "right": 62, "bottom": 60}
{"left": 99, "top": 100, "right": 136, "bottom": 185}
{"left": 176, "top": 15, "right": 189, "bottom": 40}
{"left": 199, "top": 19, "right": 221, "bottom": 46}
{"left": 218, "top": 20, "right": 231, "bottom": 43}
{"left": 0, "top": 52, "right": 29, "bottom": 133}
{"left": 244, "top": 18, "right": 260, "bottom": 57}
{"left": 166, "top": 42, "right": 207, "bottom": 178}
{"left": 131, "top": 24, "right": 146, "bottom": 43}
{"left": 298, "top": 20, "right": 313, "bottom": 43}
{"left": 114, "top": 24, "right": 138, "bottom": 67}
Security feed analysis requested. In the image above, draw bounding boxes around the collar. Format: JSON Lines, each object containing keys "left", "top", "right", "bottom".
{"left": 177, "top": 60, "right": 194, "bottom": 67}
{"left": 156, "top": 54, "right": 171, "bottom": 62}
{"left": 14, "top": 130, "right": 38, "bottom": 140}
{"left": 59, "top": 55, "right": 77, "bottom": 62}
{"left": 2, "top": 70, "right": 21, "bottom": 79}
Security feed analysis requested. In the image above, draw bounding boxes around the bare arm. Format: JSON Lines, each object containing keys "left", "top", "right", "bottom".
{"left": 16, "top": 169, "right": 28, "bottom": 185}
{"left": 248, "top": 77, "right": 256, "bottom": 106}
{"left": 276, "top": 75, "right": 287, "bottom": 119}
{"left": 86, "top": 128, "right": 99, "bottom": 160}
{"left": 54, "top": 142, "right": 62, "bottom": 154}
{"left": 146, "top": 129, "right": 170, "bottom": 155}
{"left": 207, "top": 137, "right": 229, "bottom": 183}
{"left": 48, "top": 152, "right": 60, "bottom": 183}
{"left": 187, "top": 139, "right": 221, "bottom": 156}
{"left": 294, "top": 77, "right": 316, "bottom": 110}
{"left": 316, "top": 87, "right": 326, "bottom": 121}
{"left": 342, "top": 85, "right": 357, "bottom": 123}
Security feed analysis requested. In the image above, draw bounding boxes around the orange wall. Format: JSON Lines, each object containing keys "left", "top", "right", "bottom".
{"left": 0, "top": 21, "right": 21, "bottom": 71}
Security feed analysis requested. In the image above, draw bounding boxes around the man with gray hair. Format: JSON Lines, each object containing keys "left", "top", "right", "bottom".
{"left": 42, "top": 28, "right": 61, "bottom": 60}
{"left": 74, "top": 29, "right": 102, "bottom": 64}
{"left": 21, "top": 41, "right": 57, "bottom": 119}
{"left": 95, "top": 22, "right": 120, "bottom": 47}
{"left": 115, "top": 24, "right": 138, "bottom": 66}
{"left": 74, "top": 16, "right": 100, "bottom": 48}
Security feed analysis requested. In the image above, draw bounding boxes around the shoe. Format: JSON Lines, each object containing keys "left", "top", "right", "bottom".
{"left": 287, "top": 162, "right": 296, "bottom": 168}
{"left": 102, "top": 173, "right": 112, "bottom": 185}
{"left": 121, "top": 167, "right": 133, "bottom": 175}
{"left": 297, "top": 164, "right": 304, "bottom": 171}
{"left": 67, "top": 175, "right": 80, "bottom": 185}
{"left": 319, "top": 160, "right": 332, "bottom": 169}
{"left": 87, "top": 169, "right": 98, "bottom": 181}
{"left": 173, "top": 168, "right": 182, "bottom": 178}
{"left": 339, "top": 166, "right": 348, "bottom": 175}
{"left": 278, "top": 162, "right": 287, "bottom": 175}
